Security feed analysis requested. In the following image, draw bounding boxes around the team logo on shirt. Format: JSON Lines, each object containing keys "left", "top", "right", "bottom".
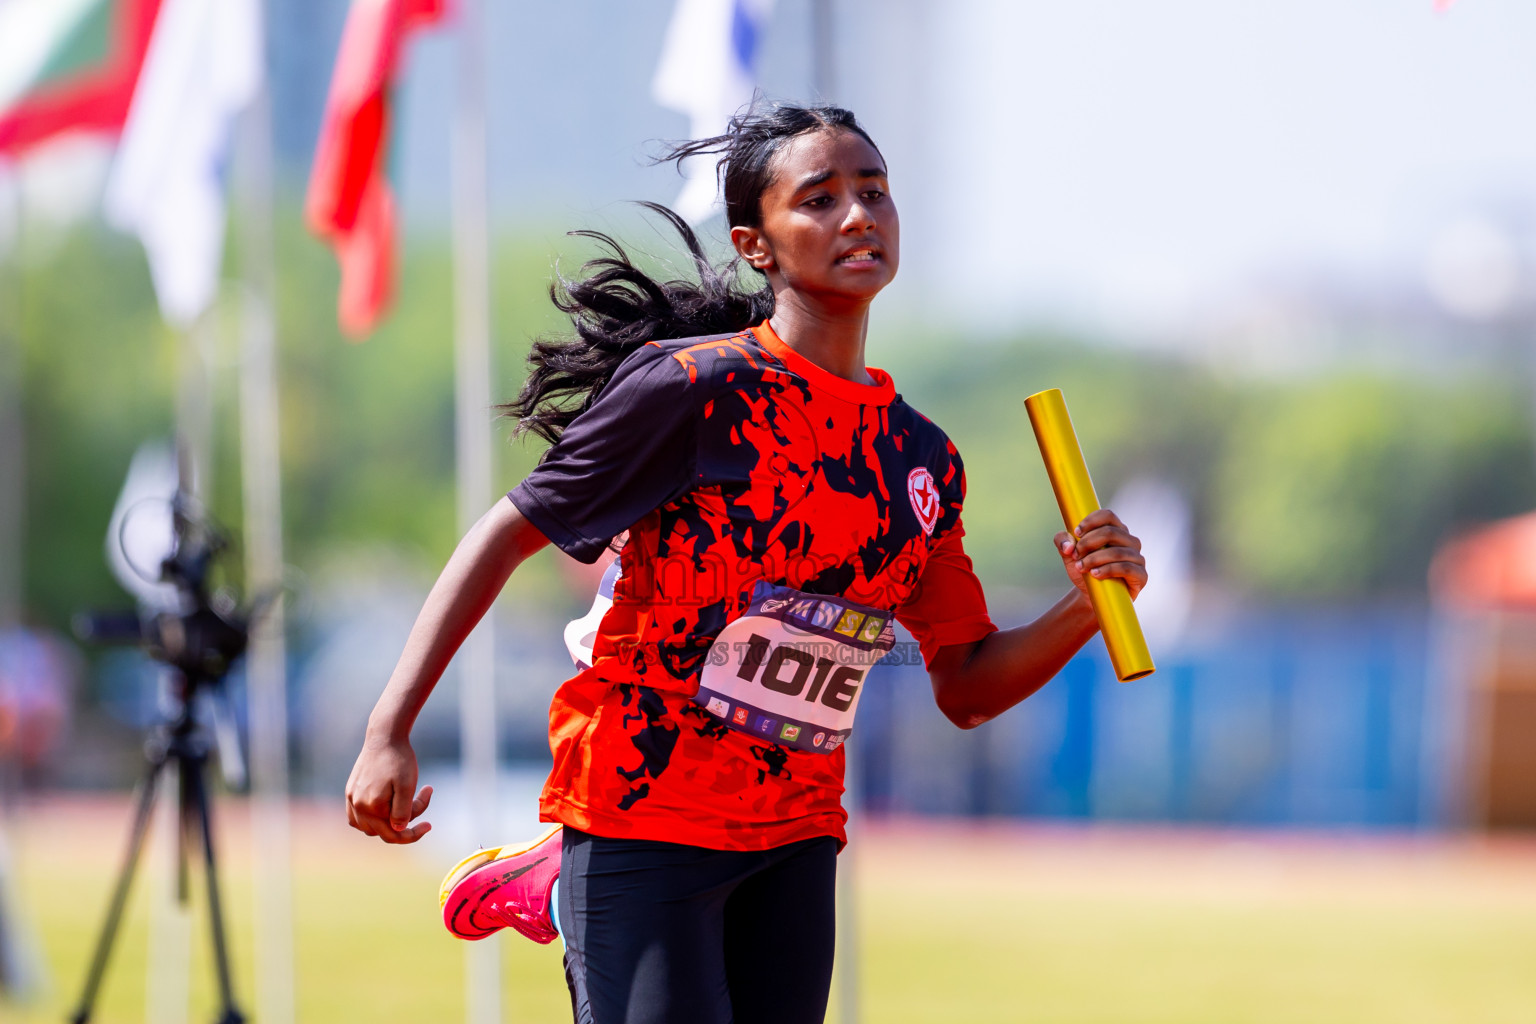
{"left": 907, "top": 467, "right": 940, "bottom": 536}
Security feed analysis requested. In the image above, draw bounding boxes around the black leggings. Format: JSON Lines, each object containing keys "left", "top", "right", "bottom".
{"left": 559, "top": 827, "right": 838, "bottom": 1024}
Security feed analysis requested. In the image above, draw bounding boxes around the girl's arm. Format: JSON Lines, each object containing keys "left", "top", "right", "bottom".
{"left": 345, "top": 496, "right": 549, "bottom": 844}
{"left": 927, "top": 509, "right": 1146, "bottom": 729}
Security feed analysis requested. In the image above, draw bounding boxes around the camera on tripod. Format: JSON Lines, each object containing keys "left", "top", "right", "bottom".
{"left": 75, "top": 493, "right": 249, "bottom": 707}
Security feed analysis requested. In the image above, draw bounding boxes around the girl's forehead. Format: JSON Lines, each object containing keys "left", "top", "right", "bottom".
{"left": 766, "top": 129, "right": 886, "bottom": 186}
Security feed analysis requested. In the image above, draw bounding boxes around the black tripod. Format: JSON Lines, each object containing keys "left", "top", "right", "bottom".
{"left": 69, "top": 673, "right": 245, "bottom": 1024}
{"left": 70, "top": 492, "right": 253, "bottom": 1024}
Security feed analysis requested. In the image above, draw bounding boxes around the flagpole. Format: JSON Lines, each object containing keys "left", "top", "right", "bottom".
{"left": 452, "top": 1, "right": 501, "bottom": 1021}
{"left": 809, "top": 5, "right": 860, "bottom": 1015}
{"left": 0, "top": 165, "right": 22, "bottom": 630}
{"left": 234, "top": 27, "right": 296, "bottom": 1024}
{"left": 0, "top": 162, "right": 37, "bottom": 1000}
{"left": 811, "top": 0, "right": 836, "bottom": 100}
{"left": 149, "top": 319, "right": 215, "bottom": 1024}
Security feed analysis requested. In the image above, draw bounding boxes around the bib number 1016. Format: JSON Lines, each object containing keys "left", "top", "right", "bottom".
{"left": 734, "top": 634, "right": 866, "bottom": 711}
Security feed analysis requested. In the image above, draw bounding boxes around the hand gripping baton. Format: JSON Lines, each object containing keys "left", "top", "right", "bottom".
{"left": 1024, "top": 388, "right": 1156, "bottom": 682}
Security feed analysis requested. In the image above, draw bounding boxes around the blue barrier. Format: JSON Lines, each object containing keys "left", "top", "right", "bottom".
{"left": 855, "top": 605, "right": 1436, "bottom": 828}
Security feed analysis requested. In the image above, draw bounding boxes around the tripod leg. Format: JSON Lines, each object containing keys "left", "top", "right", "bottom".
{"left": 178, "top": 758, "right": 193, "bottom": 904}
{"left": 69, "top": 757, "right": 167, "bottom": 1024}
{"left": 187, "top": 756, "right": 245, "bottom": 1024}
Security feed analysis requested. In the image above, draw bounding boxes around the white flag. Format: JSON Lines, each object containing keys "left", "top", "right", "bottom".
{"left": 0, "top": 0, "right": 102, "bottom": 117}
{"left": 653, "top": 0, "right": 774, "bottom": 224}
{"left": 105, "top": 0, "right": 261, "bottom": 326}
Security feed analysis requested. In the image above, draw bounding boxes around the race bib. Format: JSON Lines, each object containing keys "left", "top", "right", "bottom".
{"left": 692, "top": 582, "right": 896, "bottom": 753}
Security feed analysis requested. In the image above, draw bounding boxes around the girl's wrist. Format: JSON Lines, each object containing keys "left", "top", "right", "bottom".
{"left": 365, "top": 706, "right": 412, "bottom": 746}
{"left": 1063, "top": 587, "right": 1099, "bottom": 631}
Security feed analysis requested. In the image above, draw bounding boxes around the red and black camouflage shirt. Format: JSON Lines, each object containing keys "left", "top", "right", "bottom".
{"left": 510, "top": 320, "right": 997, "bottom": 851}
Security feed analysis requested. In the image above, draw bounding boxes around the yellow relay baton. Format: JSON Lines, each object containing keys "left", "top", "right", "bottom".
{"left": 1024, "top": 388, "right": 1156, "bottom": 682}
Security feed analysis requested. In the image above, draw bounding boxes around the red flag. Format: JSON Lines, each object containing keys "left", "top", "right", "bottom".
{"left": 306, "top": 0, "right": 447, "bottom": 339}
{"left": 0, "top": 0, "right": 164, "bottom": 158}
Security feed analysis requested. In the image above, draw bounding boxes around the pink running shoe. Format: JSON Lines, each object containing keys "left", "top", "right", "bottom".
{"left": 439, "top": 824, "right": 562, "bottom": 943}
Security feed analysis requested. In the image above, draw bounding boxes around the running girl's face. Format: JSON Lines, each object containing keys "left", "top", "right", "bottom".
{"left": 731, "top": 128, "right": 899, "bottom": 306}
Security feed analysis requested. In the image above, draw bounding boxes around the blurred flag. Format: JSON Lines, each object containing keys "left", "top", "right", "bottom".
{"left": 653, "top": 0, "right": 774, "bottom": 223}
{"left": 306, "top": 0, "right": 446, "bottom": 340}
{"left": 0, "top": 0, "right": 162, "bottom": 159}
{"left": 103, "top": 0, "right": 261, "bottom": 326}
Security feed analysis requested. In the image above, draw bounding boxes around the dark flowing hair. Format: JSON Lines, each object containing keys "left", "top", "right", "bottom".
{"left": 502, "top": 102, "right": 883, "bottom": 446}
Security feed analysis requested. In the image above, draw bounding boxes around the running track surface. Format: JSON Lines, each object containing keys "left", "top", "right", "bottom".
{"left": 8, "top": 796, "right": 1536, "bottom": 1023}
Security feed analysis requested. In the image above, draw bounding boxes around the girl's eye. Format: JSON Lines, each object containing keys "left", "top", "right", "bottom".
{"left": 862, "top": 189, "right": 886, "bottom": 202}
{"left": 804, "top": 195, "right": 833, "bottom": 208}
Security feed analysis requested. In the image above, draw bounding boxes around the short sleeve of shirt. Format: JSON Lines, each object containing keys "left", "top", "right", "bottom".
{"left": 895, "top": 521, "right": 998, "bottom": 669}
{"left": 509, "top": 343, "right": 698, "bottom": 563}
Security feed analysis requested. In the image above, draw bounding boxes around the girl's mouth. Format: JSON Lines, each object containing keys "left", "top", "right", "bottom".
{"left": 836, "top": 248, "right": 880, "bottom": 265}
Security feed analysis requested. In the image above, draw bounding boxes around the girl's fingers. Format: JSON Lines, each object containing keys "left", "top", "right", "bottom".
{"left": 375, "top": 817, "right": 430, "bottom": 844}
{"left": 1086, "top": 561, "right": 1147, "bottom": 580}
{"left": 1060, "top": 510, "right": 1149, "bottom": 599}
{"left": 1074, "top": 509, "right": 1124, "bottom": 537}
{"left": 411, "top": 785, "right": 433, "bottom": 817}
{"left": 352, "top": 808, "right": 394, "bottom": 839}
{"left": 359, "top": 810, "right": 418, "bottom": 844}
{"left": 1075, "top": 525, "right": 1140, "bottom": 555}
{"left": 346, "top": 792, "right": 386, "bottom": 834}
{"left": 1079, "top": 546, "right": 1144, "bottom": 571}
{"left": 387, "top": 769, "right": 421, "bottom": 830}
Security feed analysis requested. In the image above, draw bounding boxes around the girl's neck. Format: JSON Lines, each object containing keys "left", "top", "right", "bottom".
{"left": 767, "top": 295, "right": 874, "bottom": 385}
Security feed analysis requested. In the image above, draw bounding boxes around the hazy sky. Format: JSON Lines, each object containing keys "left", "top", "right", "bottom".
{"left": 387, "top": 0, "right": 1536, "bottom": 334}
{"left": 9, "top": 0, "right": 1533, "bottom": 338}
{"left": 913, "top": 0, "right": 1536, "bottom": 332}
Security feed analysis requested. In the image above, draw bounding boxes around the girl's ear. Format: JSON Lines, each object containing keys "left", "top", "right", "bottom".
{"left": 730, "top": 225, "right": 775, "bottom": 272}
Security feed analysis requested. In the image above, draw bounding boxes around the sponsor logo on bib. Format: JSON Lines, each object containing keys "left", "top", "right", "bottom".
{"left": 908, "top": 467, "right": 940, "bottom": 535}
{"left": 732, "top": 706, "right": 749, "bottom": 726}
{"left": 705, "top": 696, "right": 730, "bottom": 718}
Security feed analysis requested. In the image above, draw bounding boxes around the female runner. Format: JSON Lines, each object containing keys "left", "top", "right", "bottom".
{"left": 345, "top": 103, "right": 1147, "bottom": 1024}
